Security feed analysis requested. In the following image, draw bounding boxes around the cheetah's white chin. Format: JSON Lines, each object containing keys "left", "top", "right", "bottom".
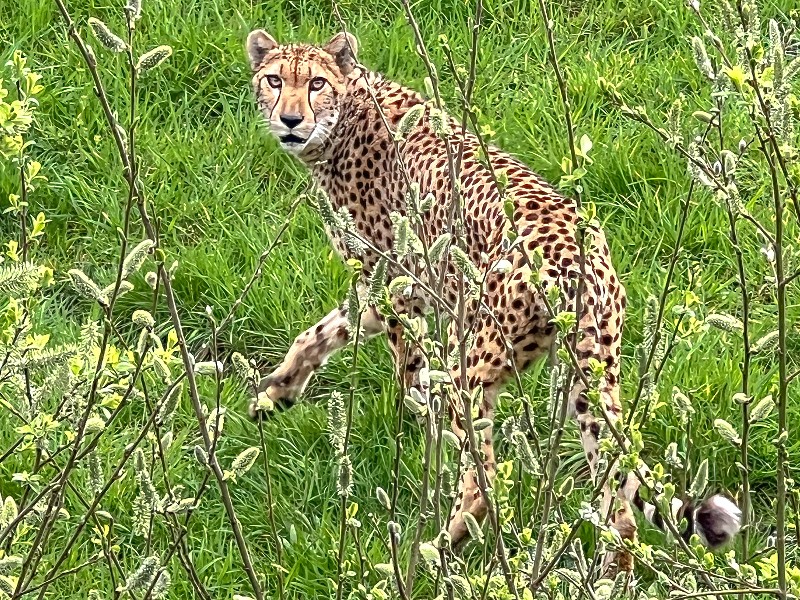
{"left": 279, "top": 141, "right": 307, "bottom": 155}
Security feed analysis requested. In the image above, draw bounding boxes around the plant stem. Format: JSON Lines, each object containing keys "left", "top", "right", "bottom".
{"left": 336, "top": 285, "right": 364, "bottom": 600}
{"left": 726, "top": 189, "right": 752, "bottom": 563}
{"left": 529, "top": 365, "right": 571, "bottom": 589}
{"left": 404, "top": 400, "right": 435, "bottom": 594}
{"left": 50, "top": 2, "right": 265, "bottom": 597}
{"left": 258, "top": 418, "right": 285, "bottom": 600}
{"left": 27, "top": 379, "right": 182, "bottom": 598}
{"left": 764, "top": 132, "right": 788, "bottom": 600}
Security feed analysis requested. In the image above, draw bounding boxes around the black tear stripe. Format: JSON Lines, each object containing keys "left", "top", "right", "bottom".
{"left": 264, "top": 64, "right": 285, "bottom": 122}
{"left": 306, "top": 73, "right": 318, "bottom": 125}
{"left": 268, "top": 79, "right": 281, "bottom": 122}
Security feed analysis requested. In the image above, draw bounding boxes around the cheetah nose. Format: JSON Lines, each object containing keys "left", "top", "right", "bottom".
{"left": 280, "top": 113, "right": 304, "bottom": 129}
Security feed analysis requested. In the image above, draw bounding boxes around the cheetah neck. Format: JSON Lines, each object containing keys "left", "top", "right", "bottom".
{"left": 300, "top": 68, "right": 431, "bottom": 261}
{"left": 302, "top": 68, "right": 426, "bottom": 167}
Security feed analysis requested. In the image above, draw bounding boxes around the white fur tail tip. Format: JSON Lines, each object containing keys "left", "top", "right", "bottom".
{"left": 693, "top": 494, "right": 742, "bottom": 548}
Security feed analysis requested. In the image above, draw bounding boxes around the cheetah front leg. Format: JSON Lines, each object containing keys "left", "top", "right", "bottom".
{"left": 249, "top": 304, "right": 384, "bottom": 417}
{"left": 570, "top": 299, "right": 636, "bottom": 578}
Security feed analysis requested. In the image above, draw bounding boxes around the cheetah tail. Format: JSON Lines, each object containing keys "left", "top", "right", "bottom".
{"left": 632, "top": 491, "right": 742, "bottom": 549}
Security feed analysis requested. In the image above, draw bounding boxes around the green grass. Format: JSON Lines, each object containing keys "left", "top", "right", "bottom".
{"left": 1, "top": 0, "right": 798, "bottom": 597}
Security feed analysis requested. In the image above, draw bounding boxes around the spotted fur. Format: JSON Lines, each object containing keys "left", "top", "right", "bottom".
{"left": 245, "top": 29, "right": 739, "bottom": 575}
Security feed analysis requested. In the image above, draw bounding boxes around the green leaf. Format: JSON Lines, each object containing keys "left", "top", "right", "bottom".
{"left": 136, "top": 45, "right": 173, "bottom": 74}
{"left": 462, "top": 512, "right": 484, "bottom": 544}
{"left": 87, "top": 17, "right": 126, "bottom": 52}
{"left": 503, "top": 198, "right": 515, "bottom": 221}
{"left": 496, "top": 169, "right": 509, "bottom": 191}
{"left": 29, "top": 211, "right": 47, "bottom": 239}
{"left": 714, "top": 419, "right": 741, "bottom": 446}
{"left": 227, "top": 447, "right": 260, "bottom": 481}
{"left": 749, "top": 395, "right": 775, "bottom": 423}
{"left": 122, "top": 239, "right": 154, "bottom": 279}
{"left": 558, "top": 476, "right": 574, "bottom": 498}
{"left": 689, "top": 458, "right": 708, "bottom": 499}
{"left": 723, "top": 65, "right": 746, "bottom": 89}
{"left": 579, "top": 134, "right": 592, "bottom": 156}
{"left": 419, "top": 542, "right": 439, "bottom": 563}
{"left": 553, "top": 311, "right": 577, "bottom": 333}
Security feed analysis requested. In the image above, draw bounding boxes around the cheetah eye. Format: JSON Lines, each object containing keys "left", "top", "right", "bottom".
{"left": 266, "top": 75, "right": 282, "bottom": 89}
{"left": 309, "top": 77, "right": 327, "bottom": 92}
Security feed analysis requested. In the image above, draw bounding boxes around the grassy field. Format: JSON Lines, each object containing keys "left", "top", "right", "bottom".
{"left": 1, "top": 0, "right": 798, "bottom": 597}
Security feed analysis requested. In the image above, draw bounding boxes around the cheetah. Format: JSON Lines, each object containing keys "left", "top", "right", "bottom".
{"left": 245, "top": 28, "right": 741, "bottom": 575}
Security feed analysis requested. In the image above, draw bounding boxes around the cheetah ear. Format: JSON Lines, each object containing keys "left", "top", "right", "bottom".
{"left": 323, "top": 31, "right": 358, "bottom": 75}
{"left": 246, "top": 29, "right": 278, "bottom": 71}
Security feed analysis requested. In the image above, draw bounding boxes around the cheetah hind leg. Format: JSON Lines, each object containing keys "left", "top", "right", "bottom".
{"left": 447, "top": 383, "right": 499, "bottom": 553}
{"left": 444, "top": 316, "right": 506, "bottom": 552}
{"left": 570, "top": 306, "right": 637, "bottom": 578}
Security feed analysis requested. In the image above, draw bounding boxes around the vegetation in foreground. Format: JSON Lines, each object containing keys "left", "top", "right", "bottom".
{"left": 0, "top": 0, "right": 799, "bottom": 598}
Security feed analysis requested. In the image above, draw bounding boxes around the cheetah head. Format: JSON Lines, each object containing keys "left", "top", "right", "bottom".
{"left": 246, "top": 30, "right": 358, "bottom": 161}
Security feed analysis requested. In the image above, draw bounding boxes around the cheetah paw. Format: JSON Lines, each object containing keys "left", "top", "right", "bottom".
{"left": 247, "top": 375, "right": 300, "bottom": 420}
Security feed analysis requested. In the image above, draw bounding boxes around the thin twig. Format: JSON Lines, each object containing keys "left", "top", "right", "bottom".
{"left": 49, "top": 3, "right": 265, "bottom": 597}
